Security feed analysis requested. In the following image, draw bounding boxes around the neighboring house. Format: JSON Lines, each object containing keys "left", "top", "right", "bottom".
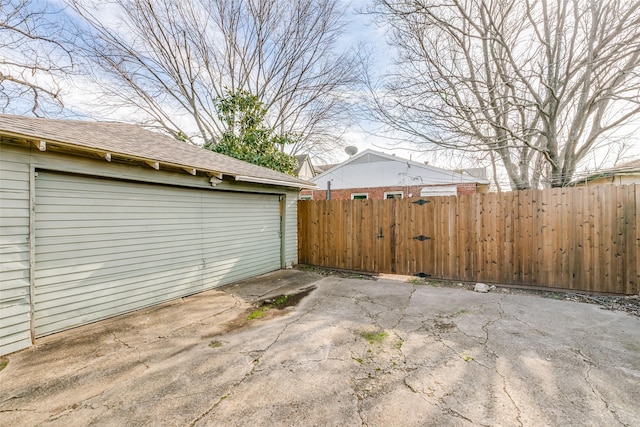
{"left": 571, "top": 159, "right": 640, "bottom": 186}
{"left": 294, "top": 154, "right": 317, "bottom": 180}
{"left": 313, "top": 163, "right": 336, "bottom": 175}
{"left": 0, "top": 114, "right": 313, "bottom": 356}
{"left": 300, "top": 149, "right": 489, "bottom": 200}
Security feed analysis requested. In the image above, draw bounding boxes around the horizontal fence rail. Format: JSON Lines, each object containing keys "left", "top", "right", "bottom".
{"left": 298, "top": 185, "right": 639, "bottom": 295}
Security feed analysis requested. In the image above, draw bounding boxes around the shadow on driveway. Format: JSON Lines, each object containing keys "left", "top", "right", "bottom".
{"left": 1, "top": 269, "right": 638, "bottom": 426}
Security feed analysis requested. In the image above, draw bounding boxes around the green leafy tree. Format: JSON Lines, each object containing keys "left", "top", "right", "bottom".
{"left": 207, "top": 89, "right": 298, "bottom": 175}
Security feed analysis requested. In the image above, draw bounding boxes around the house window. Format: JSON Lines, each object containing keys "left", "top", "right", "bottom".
{"left": 351, "top": 193, "right": 368, "bottom": 200}
{"left": 299, "top": 195, "right": 312, "bottom": 200}
{"left": 384, "top": 191, "right": 403, "bottom": 199}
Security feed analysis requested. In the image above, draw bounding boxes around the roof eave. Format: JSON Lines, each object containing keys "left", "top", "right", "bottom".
{"left": 1, "top": 129, "right": 310, "bottom": 188}
{"left": 235, "top": 175, "right": 316, "bottom": 189}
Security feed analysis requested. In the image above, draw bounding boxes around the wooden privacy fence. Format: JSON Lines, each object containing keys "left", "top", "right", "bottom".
{"left": 298, "top": 185, "right": 639, "bottom": 295}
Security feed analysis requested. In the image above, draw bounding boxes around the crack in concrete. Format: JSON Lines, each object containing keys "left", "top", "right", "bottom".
{"left": 348, "top": 381, "right": 366, "bottom": 427}
{"left": 511, "top": 316, "right": 551, "bottom": 338}
{"left": 344, "top": 291, "right": 415, "bottom": 427}
{"left": 354, "top": 299, "right": 381, "bottom": 325}
{"left": 108, "top": 331, "right": 150, "bottom": 369}
{"left": 403, "top": 377, "right": 491, "bottom": 426}
{"left": 195, "top": 303, "right": 242, "bottom": 328}
{"left": 216, "top": 290, "right": 246, "bottom": 308}
{"left": 403, "top": 378, "right": 419, "bottom": 394}
{"left": 347, "top": 287, "right": 495, "bottom": 426}
{"left": 577, "top": 350, "right": 627, "bottom": 426}
{"left": 188, "top": 349, "right": 271, "bottom": 425}
{"left": 0, "top": 408, "right": 37, "bottom": 413}
{"left": 188, "top": 296, "right": 312, "bottom": 426}
{"left": 494, "top": 363, "right": 523, "bottom": 427}
{"left": 441, "top": 405, "right": 489, "bottom": 426}
{"left": 469, "top": 300, "right": 523, "bottom": 427}
{"left": 35, "top": 388, "right": 110, "bottom": 426}
{"left": 480, "top": 298, "right": 505, "bottom": 345}
{"left": 276, "top": 357, "right": 350, "bottom": 369}
{"left": 420, "top": 299, "right": 523, "bottom": 427}
{"left": 0, "top": 394, "right": 26, "bottom": 405}
{"left": 391, "top": 287, "right": 417, "bottom": 330}
{"left": 475, "top": 318, "right": 524, "bottom": 426}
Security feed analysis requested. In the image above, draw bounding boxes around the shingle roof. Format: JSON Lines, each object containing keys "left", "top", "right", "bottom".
{"left": 0, "top": 114, "right": 313, "bottom": 188}
{"left": 611, "top": 158, "right": 640, "bottom": 171}
{"left": 314, "top": 163, "right": 337, "bottom": 173}
{"left": 311, "top": 149, "right": 490, "bottom": 185}
{"left": 570, "top": 158, "right": 640, "bottom": 185}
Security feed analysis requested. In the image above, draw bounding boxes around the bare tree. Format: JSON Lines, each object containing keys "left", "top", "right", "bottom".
{"left": 368, "top": 0, "right": 640, "bottom": 189}
{"left": 0, "top": 0, "right": 75, "bottom": 116}
{"left": 67, "top": 0, "right": 359, "bottom": 157}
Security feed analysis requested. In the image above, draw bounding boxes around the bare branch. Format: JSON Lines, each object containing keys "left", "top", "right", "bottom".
{"left": 367, "top": 0, "right": 640, "bottom": 189}
{"left": 0, "top": 0, "right": 76, "bottom": 116}
{"left": 67, "top": 0, "right": 359, "bottom": 157}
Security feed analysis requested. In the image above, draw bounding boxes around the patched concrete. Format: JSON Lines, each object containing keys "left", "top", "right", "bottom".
{"left": 1, "top": 271, "right": 639, "bottom": 426}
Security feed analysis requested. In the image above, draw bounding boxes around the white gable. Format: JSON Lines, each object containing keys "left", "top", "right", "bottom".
{"left": 311, "top": 149, "right": 487, "bottom": 190}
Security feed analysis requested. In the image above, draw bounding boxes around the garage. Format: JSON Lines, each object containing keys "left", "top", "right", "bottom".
{"left": 34, "top": 171, "right": 282, "bottom": 337}
{"left": 0, "top": 114, "right": 311, "bottom": 355}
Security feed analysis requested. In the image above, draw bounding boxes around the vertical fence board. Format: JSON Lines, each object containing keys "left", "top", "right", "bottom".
{"left": 570, "top": 188, "right": 581, "bottom": 290}
{"left": 512, "top": 190, "right": 522, "bottom": 283}
{"left": 615, "top": 185, "right": 625, "bottom": 291}
{"left": 541, "top": 189, "right": 553, "bottom": 286}
{"left": 457, "top": 195, "right": 466, "bottom": 280}
{"left": 588, "top": 186, "right": 597, "bottom": 290}
{"left": 593, "top": 185, "right": 603, "bottom": 293}
{"left": 434, "top": 198, "right": 443, "bottom": 278}
{"left": 625, "top": 185, "right": 637, "bottom": 294}
{"left": 447, "top": 197, "right": 458, "bottom": 280}
{"left": 426, "top": 199, "right": 435, "bottom": 277}
{"left": 606, "top": 186, "right": 616, "bottom": 291}
{"left": 356, "top": 200, "right": 364, "bottom": 271}
{"left": 406, "top": 199, "right": 415, "bottom": 274}
{"left": 464, "top": 194, "right": 474, "bottom": 281}
{"left": 635, "top": 185, "right": 640, "bottom": 293}
{"left": 400, "top": 199, "right": 411, "bottom": 275}
{"left": 523, "top": 190, "right": 535, "bottom": 284}
{"left": 561, "top": 188, "right": 571, "bottom": 288}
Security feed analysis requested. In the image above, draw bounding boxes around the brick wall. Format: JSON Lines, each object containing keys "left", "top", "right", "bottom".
{"left": 299, "top": 183, "right": 481, "bottom": 200}
{"left": 456, "top": 183, "right": 478, "bottom": 195}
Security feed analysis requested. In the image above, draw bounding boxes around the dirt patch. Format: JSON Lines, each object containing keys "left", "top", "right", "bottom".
{"left": 210, "top": 286, "right": 317, "bottom": 337}
{"left": 260, "top": 286, "right": 316, "bottom": 309}
{"left": 247, "top": 286, "right": 316, "bottom": 320}
{"left": 296, "top": 265, "right": 377, "bottom": 280}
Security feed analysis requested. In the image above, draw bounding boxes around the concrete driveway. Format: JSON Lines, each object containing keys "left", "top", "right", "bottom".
{"left": 1, "top": 270, "right": 639, "bottom": 426}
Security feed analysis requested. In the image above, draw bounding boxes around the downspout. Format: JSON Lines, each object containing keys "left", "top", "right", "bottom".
{"left": 327, "top": 180, "right": 331, "bottom": 200}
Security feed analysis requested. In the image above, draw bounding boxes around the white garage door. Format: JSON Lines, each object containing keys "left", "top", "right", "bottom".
{"left": 34, "top": 171, "right": 281, "bottom": 337}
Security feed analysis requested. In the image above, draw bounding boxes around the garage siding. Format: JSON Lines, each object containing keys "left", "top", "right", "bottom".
{"left": 34, "top": 171, "right": 282, "bottom": 337}
{"left": 201, "top": 192, "right": 281, "bottom": 287}
{"left": 285, "top": 190, "right": 299, "bottom": 267}
{"left": 0, "top": 143, "right": 32, "bottom": 355}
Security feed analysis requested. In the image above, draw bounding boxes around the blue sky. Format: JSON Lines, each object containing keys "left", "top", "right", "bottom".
{"left": 335, "top": 1, "right": 436, "bottom": 164}
{"left": 20, "top": 0, "right": 639, "bottom": 182}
